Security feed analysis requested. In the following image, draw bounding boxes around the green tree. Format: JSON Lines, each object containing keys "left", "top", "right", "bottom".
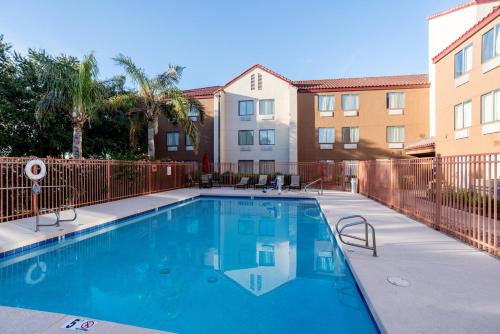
{"left": 36, "top": 51, "right": 102, "bottom": 159}
{"left": 112, "top": 54, "right": 204, "bottom": 160}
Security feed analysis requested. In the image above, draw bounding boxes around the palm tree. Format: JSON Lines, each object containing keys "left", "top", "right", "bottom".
{"left": 111, "top": 54, "right": 204, "bottom": 160}
{"left": 36, "top": 52, "right": 101, "bottom": 159}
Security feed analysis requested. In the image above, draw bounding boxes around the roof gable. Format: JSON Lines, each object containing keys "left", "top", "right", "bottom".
{"left": 433, "top": 6, "right": 500, "bottom": 63}
{"left": 217, "top": 64, "right": 293, "bottom": 92}
{"left": 428, "top": 0, "right": 498, "bottom": 20}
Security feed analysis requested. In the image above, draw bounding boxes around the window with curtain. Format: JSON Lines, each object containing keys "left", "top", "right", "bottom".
{"left": 481, "top": 89, "right": 500, "bottom": 123}
{"left": 318, "top": 128, "right": 335, "bottom": 144}
{"left": 342, "top": 127, "right": 360, "bottom": 143}
{"left": 482, "top": 23, "right": 500, "bottom": 63}
{"left": 167, "top": 132, "right": 179, "bottom": 146}
{"left": 259, "top": 129, "right": 275, "bottom": 145}
{"left": 259, "top": 160, "right": 275, "bottom": 174}
{"left": 386, "top": 126, "right": 405, "bottom": 143}
{"left": 238, "top": 130, "right": 254, "bottom": 145}
{"left": 238, "top": 160, "right": 254, "bottom": 173}
{"left": 454, "top": 101, "right": 472, "bottom": 130}
{"left": 387, "top": 92, "right": 405, "bottom": 109}
{"left": 185, "top": 134, "right": 193, "bottom": 147}
{"left": 318, "top": 95, "right": 335, "bottom": 111}
{"left": 258, "top": 245, "right": 275, "bottom": 266}
{"left": 238, "top": 100, "right": 254, "bottom": 116}
{"left": 341, "top": 94, "right": 359, "bottom": 110}
{"left": 259, "top": 99, "right": 275, "bottom": 115}
{"left": 188, "top": 104, "right": 199, "bottom": 117}
{"left": 455, "top": 44, "right": 473, "bottom": 77}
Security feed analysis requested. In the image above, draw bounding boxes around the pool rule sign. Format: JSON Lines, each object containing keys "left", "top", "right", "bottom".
{"left": 61, "top": 318, "right": 98, "bottom": 331}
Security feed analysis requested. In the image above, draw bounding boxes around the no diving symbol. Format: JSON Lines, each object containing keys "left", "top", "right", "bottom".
{"left": 80, "top": 321, "right": 95, "bottom": 330}
{"left": 61, "top": 318, "right": 97, "bottom": 331}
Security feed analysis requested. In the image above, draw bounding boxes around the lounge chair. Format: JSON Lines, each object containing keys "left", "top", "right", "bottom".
{"left": 199, "top": 174, "right": 213, "bottom": 188}
{"left": 288, "top": 175, "right": 301, "bottom": 190}
{"left": 210, "top": 174, "right": 222, "bottom": 187}
{"left": 234, "top": 177, "right": 250, "bottom": 189}
{"left": 254, "top": 175, "right": 268, "bottom": 189}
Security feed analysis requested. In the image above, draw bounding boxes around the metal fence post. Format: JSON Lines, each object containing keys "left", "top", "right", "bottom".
{"left": 435, "top": 154, "right": 442, "bottom": 230}
{"left": 106, "top": 160, "right": 111, "bottom": 201}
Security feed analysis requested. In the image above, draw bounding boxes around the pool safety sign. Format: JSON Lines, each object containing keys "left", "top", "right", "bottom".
{"left": 61, "top": 318, "right": 98, "bottom": 331}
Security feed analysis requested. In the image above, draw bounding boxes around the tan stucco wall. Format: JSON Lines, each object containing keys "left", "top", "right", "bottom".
{"left": 435, "top": 15, "right": 500, "bottom": 156}
{"left": 155, "top": 97, "right": 214, "bottom": 162}
{"left": 297, "top": 87, "right": 429, "bottom": 162}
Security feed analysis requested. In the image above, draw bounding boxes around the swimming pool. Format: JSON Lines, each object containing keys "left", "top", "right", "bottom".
{"left": 0, "top": 196, "right": 379, "bottom": 333}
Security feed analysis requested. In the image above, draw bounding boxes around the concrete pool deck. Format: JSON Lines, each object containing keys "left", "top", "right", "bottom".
{"left": 0, "top": 187, "right": 499, "bottom": 333}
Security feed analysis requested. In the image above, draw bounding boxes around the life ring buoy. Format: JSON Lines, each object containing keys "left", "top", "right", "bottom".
{"left": 25, "top": 261, "right": 47, "bottom": 285}
{"left": 25, "top": 160, "right": 46, "bottom": 181}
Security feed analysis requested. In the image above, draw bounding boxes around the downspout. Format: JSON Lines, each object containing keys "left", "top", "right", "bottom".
{"left": 217, "top": 92, "right": 222, "bottom": 174}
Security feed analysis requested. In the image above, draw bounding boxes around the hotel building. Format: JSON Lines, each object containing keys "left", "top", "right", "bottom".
{"left": 155, "top": 1, "right": 500, "bottom": 165}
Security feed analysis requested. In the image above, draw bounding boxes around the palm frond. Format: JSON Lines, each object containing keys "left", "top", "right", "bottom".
{"left": 113, "top": 53, "right": 151, "bottom": 97}
{"left": 161, "top": 89, "right": 199, "bottom": 148}
{"left": 105, "top": 93, "right": 144, "bottom": 112}
{"left": 154, "top": 64, "right": 185, "bottom": 91}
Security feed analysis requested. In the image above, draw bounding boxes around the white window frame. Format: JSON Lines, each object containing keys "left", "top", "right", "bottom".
{"left": 258, "top": 99, "right": 275, "bottom": 116}
{"left": 386, "top": 126, "right": 405, "bottom": 143}
{"left": 318, "top": 95, "right": 335, "bottom": 112}
{"left": 455, "top": 44, "right": 473, "bottom": 78}
{"left": 387, "top": 92, "right": 405, "bottom": 110}
{"left": 167, "top": 132, "right": 180, "bottom": 150}
{"left": 481, "top": 89, "right": 500, "bottom": 124}
{"left": 342, "top": 127, "right": 359, "bottom": 144}
{"left": 318, "top": 128, "right": 335, "bottom": 144}
{"left": 341, "top": 94, "right": 359, "bottom": 111}
{"left": 482, "top": 23, "right": 500, "bottom": 63}
{"left": 454, "top": 100, "right": 472, "bottom": 130}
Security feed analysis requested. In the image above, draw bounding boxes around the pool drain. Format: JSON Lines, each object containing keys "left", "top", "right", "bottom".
{"left": 387, "top": 276, "right": 410, "bottom": 287}
{"left": 206, "top": 276, "right": 218, "bottom": 283}
{"left": 160, "top": 268, "right": 171, "bottom": 275}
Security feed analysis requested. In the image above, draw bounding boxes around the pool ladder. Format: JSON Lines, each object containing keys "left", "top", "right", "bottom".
{"left": 336, "top": 215, "right": 377, "bottom": 257}
{"left": 304, "top": 178, "right": 323, "bottom": 195}
{"left": 36, "top": 205, "right": 77, "bottom": 232}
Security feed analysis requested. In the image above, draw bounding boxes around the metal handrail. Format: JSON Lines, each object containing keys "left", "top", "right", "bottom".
{"left": 304, "top": 178, "right": 323, "bottom": 195}
{"left": 336, "top": 215, "right": 377, "bottom": 256}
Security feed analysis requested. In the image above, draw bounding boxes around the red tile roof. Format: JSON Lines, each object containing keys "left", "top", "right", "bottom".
{"left": 428, "top": 0, "right": 498, "bottom": 20}
{"left": 215, "top": 64, "right": 293, "bottom": 93}
{"left": 405, "top": 138, "right": 435, "bottom": 152}
{"left": 183, "top": 86, "right": 222, "bottom": 98}
{"left": 293, "top": 74, "right": 429, "bottom": 92}
{"left": 433, "top": 6, "right": 500, "bottom": 63}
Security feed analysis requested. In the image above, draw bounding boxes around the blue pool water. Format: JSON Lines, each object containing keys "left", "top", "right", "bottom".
{"left": 0, "top": 196, "right": 378, "bottom": 333}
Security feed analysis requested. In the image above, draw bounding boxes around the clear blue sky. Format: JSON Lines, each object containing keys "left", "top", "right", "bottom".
{"left": 0, "top": 0, "right": 463, "bottom": 89}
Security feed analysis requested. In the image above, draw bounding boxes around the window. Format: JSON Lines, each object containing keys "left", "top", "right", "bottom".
{"left": 481, "top": 89, "right": 500, "bottom": 123}
{"left": 238, "top": 130, "right": 254, "bottom": 145}
{"left": 318, "top": 128, "right": 335, "bottom": 144}
{"left": 238, "top": 160, "right": 253, "bottom": 173}
{"left": 257, "top": 73, "right": 262, "bottom": 90}
{"left": 455, "top": 44, "right": 473, "bottom": 77}
{"left": 454, "top": 101, "right": 472, "bottom": 130}
{"left": 386, "top": 126, "right": 405, "bottom": 143}
{"left": 259, "top": 129, "right": 275, "bottom": 145}
{"left": 185, "top": 134, "right": 194, "bottom": 147}
{"left": 238, "top": 100, "right": 254, "bottom": 116}
{"left": 342, "top": 127, "right": 359, "bottom": 143}
{"left": 318, "top": 95, "right": 335, "bottom": 111}
{"left": 188, "top": 103, "right": 199, "bottom": 118}
{"left": 482, "top": 24, "right": 500, "bottom": 63}
{"left": 259, "top": 160, "right": 275, "bottom": 174}
{"left": 341, "top": 94, "right": 359, "bottom": 110}
{"left": 387, "top": 92, "right": 405, "bottom": 109}
{"left": 167, "top": 132, "right": 179, "bottom": 147}
{"left": 259, "top": 99, "right": 275, "bottom": 115}
{"left": 251, "top": 74, "right": 255, "bottom": 90}
{"left": 258, "top": 245, "right": 275, "bottom": 266}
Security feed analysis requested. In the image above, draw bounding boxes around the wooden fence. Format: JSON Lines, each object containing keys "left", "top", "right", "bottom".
{"left": 0, "top": 157, "right": 196, "bottom": 223}
{"left": 358, "top": 153, "right": 499, "bottom": 256}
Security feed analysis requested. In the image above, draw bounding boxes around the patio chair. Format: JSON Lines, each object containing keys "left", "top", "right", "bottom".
{"left": 288, "top": 175, "right": 301, "bottom": 190}
{"left": 199, "top": 174, "right": 213, "bottom": 188}
{"left": 254, "top": 175, "right": 268, "bottom": 189}
{"left": 186, "top": 174, "right": 195, "bottom": 187}
{"left": 210, "top": 173, "right": 222, "bottom": 188}
{"left": 234, "top": 177, "right": 250, "bottom": 189}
